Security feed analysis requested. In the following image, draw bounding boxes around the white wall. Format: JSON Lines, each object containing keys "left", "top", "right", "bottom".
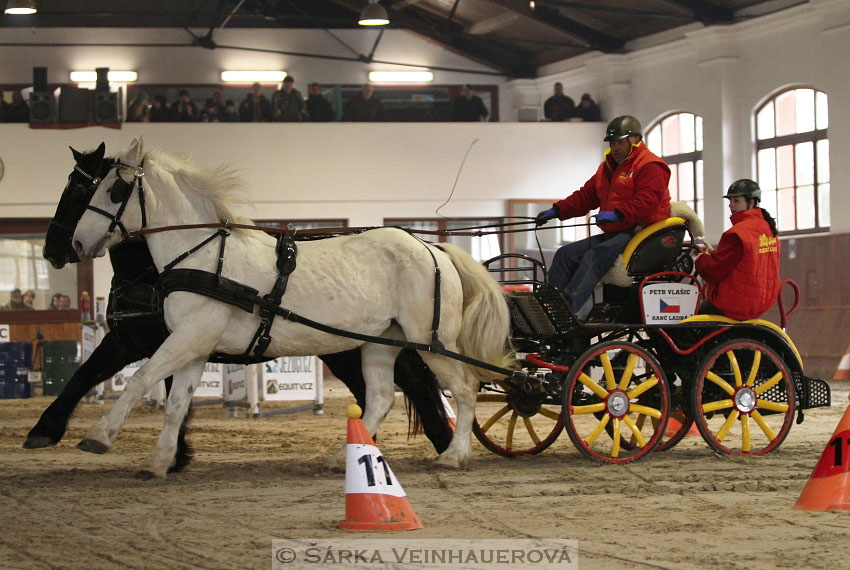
{"left": 0, "top": 122, "right": 605, "bottom": 300}
{"left": 514, "top": 0, "right": 850, "bottom": 240}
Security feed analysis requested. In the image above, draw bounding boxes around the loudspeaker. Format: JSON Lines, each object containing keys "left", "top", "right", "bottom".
{"left": 59, "top": 87, "right": 91, "bottom": 123}
{"left": 33, "top": 66, "right": 47, "bottom": 92}
{"left": 29, "top": 92, "right": 54, "bottom": 123}
{"left": 95, "top": 67, "right": 109, "bottom": 92}
{"left": 94, "top": 91, "right": 119, "bottom": 122}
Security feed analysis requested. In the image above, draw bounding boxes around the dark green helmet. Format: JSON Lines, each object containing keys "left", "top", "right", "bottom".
{"left": 725, "top": 179, "right": 761, "bottom": 202}
{"left": 604, "top": 115, "right": 642, "bottom": 141}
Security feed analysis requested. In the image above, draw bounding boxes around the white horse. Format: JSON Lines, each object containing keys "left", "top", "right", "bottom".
{"left": 71, "top": 138, "right": 513, "bottom": 478}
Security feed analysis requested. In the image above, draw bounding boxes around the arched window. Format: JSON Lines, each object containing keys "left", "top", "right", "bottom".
{"left": 645, "top": 112, "right": 704, "bottom": 219}
{"left": 755, "top": 87, "right": 829, "bottom": 234}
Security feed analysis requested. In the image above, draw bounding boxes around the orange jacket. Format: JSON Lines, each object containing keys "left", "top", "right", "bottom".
{"left": 553, "top": 142, "right": 671, "bottom": 233}
{"left": 697, "top": 209, "right": 781, "bottom": 320}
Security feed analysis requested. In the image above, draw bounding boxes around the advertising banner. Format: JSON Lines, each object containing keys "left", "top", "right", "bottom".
{"left": 261, "top": 356, "right": 321, "bottom": 402}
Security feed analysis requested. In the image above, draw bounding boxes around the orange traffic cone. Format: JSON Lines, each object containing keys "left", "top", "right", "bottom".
{"left": 338, "top": 404, "right": 424, "bottom": 531}
{"left": 833, "top": 341, "right": 850, "bottom": 381}
{"left": 664, "top": 415, "right": 698, "bottom": 438}
{"left": 794, "top": 404, "right": 850, "bottom": 510}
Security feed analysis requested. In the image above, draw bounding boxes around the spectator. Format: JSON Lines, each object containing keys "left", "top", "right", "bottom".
{"left": 209, "top": 88, "right": 226, "bottom": 116}
{"left": 2, "top": 289, "right": 27, "bottom": 310}
{"left": 60, "top": 294, "right": 72, "bottom": 309}
{"left": 272, "top": 76, "right": 307, "bottom": 122}
{"left": 342, "top": 84, "right": 387, "bottom": 122}
{"left": 22, "top": 290, "right": 36, "bottom": 309}
{"left": 220, "top": 100, "right": 241, "bottom": 122}
{"left": 451, "top": 84, "right": 489, "bottom": 122}
{"left": 5, "top": 90, "right": 29, "bottom": 123}
{"left": 49, "top": 293, "right": 64, "bottom": 310}
{"left": 169, "top": 89, "right": 198, "bottom": 122}
{"left": 543, "top": 82, "right": 575, "bottom": 122}
{"left": 306, "top": 82, "right": 334, "bottom": 122}
{"left": 575, "top": 93, "right": 602, "bottom": 122}
{"left": 126, "top": 90, "right": 150, "bottom": 122}
{"left": 239, "top": 82, "right": 273, "bottom": 122}
{"left": 199, "top": 98, "right": 221, "bottom": 122}
{"left": 149, "top": 95, "right": 170, "bottom": 122}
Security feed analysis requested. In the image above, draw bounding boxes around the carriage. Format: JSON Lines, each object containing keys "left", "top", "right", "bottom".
{"left": 471, "top": 215, "right": 832, "bottom": 463}
{"left": 49, "top": 140, "right": 832, "bottom": 477}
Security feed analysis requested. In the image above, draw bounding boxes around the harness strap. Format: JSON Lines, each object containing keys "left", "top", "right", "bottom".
{"left": 162, "top": 229, "right": 230, "bottom": 274}
{"left": 406, "top": 231, "right": 444, "bottom": 353}
{"left": 157, "top": 269, "right": 258, "bottom": 313}
{"left": 244, "top": 234, "right": 298, "bottom": 359}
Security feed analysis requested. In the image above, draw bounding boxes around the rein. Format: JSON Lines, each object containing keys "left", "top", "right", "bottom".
{"left": 122, "top": 219, "right": 594, "bottom": 239}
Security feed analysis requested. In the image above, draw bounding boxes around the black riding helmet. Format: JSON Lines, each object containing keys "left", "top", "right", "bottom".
{"left": 725, "top": 179, "right": 761, "bottom": 203}
{"left": 604, "top": 115, "right": 642, "bottom": 141}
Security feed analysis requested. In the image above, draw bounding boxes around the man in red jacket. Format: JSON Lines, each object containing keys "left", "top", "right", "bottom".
{"left": 536, "top": 115, "right": 671, "bottom": 314}
{"left": 695, "top": 179, "right": 780, "bottom": 320}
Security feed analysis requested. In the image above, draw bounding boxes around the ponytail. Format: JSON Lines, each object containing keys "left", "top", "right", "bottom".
{"left": 759, "top": 208, "right": 778, "bottom": 237}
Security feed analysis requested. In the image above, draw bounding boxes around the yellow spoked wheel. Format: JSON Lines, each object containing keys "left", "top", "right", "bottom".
{"left": 473, "top": 379, "right": 563, "bottom": 457}
{"left": 692, "top": 339, "right": 795, "bottom": 456}
{"left": 563, "top": 341, "right": 669, "bottom": 464}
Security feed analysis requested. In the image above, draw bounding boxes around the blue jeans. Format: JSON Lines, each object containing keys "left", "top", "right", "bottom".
{"left": 548, "top": 230, "right": 634, "bottom": 312}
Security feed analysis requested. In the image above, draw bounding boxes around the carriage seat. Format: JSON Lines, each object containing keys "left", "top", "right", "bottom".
{"left": 602, "top": 200, "right": 705, "bottom": 287}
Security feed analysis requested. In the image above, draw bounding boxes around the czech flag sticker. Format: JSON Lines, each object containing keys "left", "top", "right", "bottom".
{"left": 660, "top": 298, "right": 681, "bottom": 313}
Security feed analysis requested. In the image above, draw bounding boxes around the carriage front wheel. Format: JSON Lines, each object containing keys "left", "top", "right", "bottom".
{"left": 692, "top": 339, "right": 795, "bottom": 455}
{"left": 473, "top": 379, "right": 563, "bottom": 457}
{"left": 562, "top": 341, "right": 670, "bottom": 464}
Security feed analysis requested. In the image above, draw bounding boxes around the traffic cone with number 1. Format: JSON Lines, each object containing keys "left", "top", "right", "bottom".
{"left": 338, "top": 404, "right": 424, "bottom": 531}
{"left": 794, "top": 404, "right": 850, "bottom": 510}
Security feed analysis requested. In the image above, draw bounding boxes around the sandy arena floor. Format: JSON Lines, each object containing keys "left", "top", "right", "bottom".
{"left": 1, "top": 378, "right": 849, "bottom": 570}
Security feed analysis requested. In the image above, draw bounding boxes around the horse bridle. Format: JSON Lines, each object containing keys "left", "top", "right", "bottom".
{"left": 84, "top": 160, "right": 148, "bottom": 236}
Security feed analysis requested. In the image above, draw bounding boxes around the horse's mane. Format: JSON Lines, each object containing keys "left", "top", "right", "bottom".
{"left": 141, "top": 148, "right": 256, "bottom": 232}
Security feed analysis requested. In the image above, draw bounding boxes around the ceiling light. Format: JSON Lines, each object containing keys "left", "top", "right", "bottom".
{"left": 359, "top": 1, "right": 389, "bottom": 26}
{"left": 369, "top": 71, "right": 434, "bottom": 84}
{"left": 5, "top": 0, "right": 37, "bottom": 15}
{"left": 70, "top": 70, "right": 138, "bottom": 83}
{"left": 220, "top": 71, "right": 287, "bottom": 83}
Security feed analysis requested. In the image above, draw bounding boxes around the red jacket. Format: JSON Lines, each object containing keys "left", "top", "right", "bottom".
{"left": 696, "top": 208, "right": 781, "bottom": 320}
{"left": 553, "top": 142, "right": 671, "bottom": 233}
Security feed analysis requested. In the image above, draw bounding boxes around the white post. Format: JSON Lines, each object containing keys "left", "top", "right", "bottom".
{"left": 314, "top": 357, "right": 324, "bottom": 415}
{"left": 246, "top": 363, "right": 260, "bottom": 416}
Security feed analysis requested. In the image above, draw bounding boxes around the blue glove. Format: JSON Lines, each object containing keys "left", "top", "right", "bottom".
{"left": 595, "top": 210, "right": 622, "bottom": 225}
{"left": 535, "top": 207, "right": 558, "bottom": 226}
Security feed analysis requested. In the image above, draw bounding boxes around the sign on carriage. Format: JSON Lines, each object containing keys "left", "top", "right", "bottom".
{"left": 641, "top": 282, "right": 700, "bottom": 324}
{"left": 261, "top": 356, "right": 322, "bottom": 401}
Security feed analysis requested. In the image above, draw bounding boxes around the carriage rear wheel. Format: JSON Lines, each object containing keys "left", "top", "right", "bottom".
{"left": 562, "top": 341, "right": 669, "bottom": 464}
{"left": 692, "top": 339, "right": 795, "bottom": 456}
{"left": 473, "top": 379, "right": 563, "bottom": 457}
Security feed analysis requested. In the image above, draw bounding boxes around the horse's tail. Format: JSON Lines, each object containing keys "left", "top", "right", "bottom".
{"left": 439, "top": 243, "right": 514, "bottom": 383}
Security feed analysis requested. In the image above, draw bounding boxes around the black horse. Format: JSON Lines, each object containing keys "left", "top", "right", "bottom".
{"left": 24, "top": 143, "right": 452, "bottom": 470}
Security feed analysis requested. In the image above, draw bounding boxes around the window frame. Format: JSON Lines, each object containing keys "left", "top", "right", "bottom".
{"left": 754, "top": 86, "right": 829, "bottom": 235}
{"left": 645, "top": 111, "right": 704, "bottom": 220}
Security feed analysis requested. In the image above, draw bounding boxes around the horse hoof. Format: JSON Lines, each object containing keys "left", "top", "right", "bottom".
{"left": 77, "top": 439, "right": 110, "bottom": 454}
{"left": 23, "top": 436, "right": 56, "bottom": 449}
{"left": 135, "top": 470, "right": 160, "bottom": 481}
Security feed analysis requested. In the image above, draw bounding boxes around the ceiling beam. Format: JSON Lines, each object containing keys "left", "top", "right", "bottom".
{"left": 486, "top": 0, "right": 624, "bottom": 53}
{"left": 465, "top": 12, "right": 520, "bottom": 35}
{"left": 322, "top": 0, "right": 536, "bottom": 77}
{"left": 656, "top": 0, "right": 734, "bottom": 24}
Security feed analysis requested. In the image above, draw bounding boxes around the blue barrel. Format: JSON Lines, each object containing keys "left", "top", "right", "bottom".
{"left": 42, "top": 340, "right": 80, "bottom": 397}
{"left": 0, "top": 342, "right": 33, "bottom": 399}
